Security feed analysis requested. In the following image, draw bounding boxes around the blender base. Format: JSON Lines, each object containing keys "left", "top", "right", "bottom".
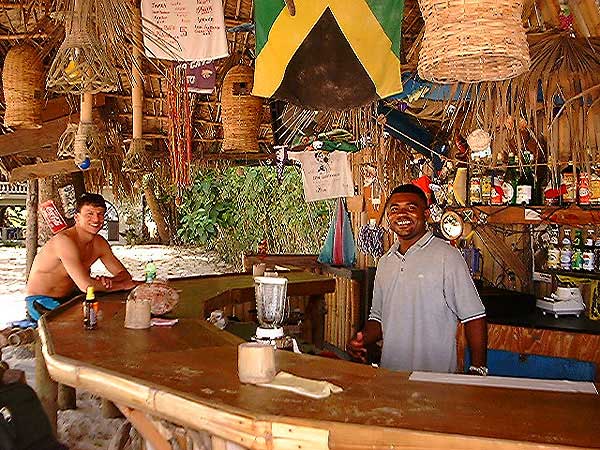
{"left": 255, "top": 326, "right": 284, "bottom": 340}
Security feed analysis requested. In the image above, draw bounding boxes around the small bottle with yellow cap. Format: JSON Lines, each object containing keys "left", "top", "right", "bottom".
{"left": 83, "top": 286, "right": 98, "bottom": 330}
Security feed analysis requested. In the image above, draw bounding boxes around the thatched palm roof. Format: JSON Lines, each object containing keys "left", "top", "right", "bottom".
{"left": 0, "top": 0, "right": 599, "bottom": 188}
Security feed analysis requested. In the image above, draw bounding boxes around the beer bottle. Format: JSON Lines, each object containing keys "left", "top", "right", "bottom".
{"left": 571, "top": 229, "right": 584, "bottom": 271}
{"left": 560, "top": 229, "right": 573, "bottom": 271}
{"left": 503, "top": 153, "right": 518, "bottom": 205}
{"left": 546, "top": 225, "right": 560, "bottom": 270}
{"left": 145, "top": 260, "right": 157, "bottom": 283}
{"left": 583, "top": 230, "right": 595, "bottom": 272}
{"left": 83, "top": 286, "right": 98, "bottom": 330}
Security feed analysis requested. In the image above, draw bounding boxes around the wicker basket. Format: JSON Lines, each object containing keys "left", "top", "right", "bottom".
{"left": 2, "top": 44, "right": 45, "bottom": 129}
{"left": 418, "top": 0, "right": 530, "bottom": 83}
{"left": 221, "top": 64, "right": 262, "bottom": 152}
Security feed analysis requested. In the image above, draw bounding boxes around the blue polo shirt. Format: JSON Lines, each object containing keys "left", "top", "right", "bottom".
{"left": 368, "top": 232, "right": 485, "bottom": 373}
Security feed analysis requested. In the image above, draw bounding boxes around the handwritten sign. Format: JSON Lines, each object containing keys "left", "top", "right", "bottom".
{"left": 141, "top": 0, "right": 228, "bottom": 61}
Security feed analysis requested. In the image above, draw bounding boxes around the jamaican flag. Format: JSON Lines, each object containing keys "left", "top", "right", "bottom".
{"left": 253, "top": 0, "right": 404, "bottom": 110}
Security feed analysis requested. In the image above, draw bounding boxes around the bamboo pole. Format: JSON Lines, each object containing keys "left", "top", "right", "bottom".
{"left": 25, "top": 178, "right": 38, "bottom": 280}
{"left": 132, "top": 4, "right": 144, "bottom": 142}
{"left": 117, "top": 405, "right": 171, "bottom": 450}
{"left": 58, "top": 384, "right": 77, "bottom": 410}
{"left": 35, "top": 337, "right": 57, "bottom": 436}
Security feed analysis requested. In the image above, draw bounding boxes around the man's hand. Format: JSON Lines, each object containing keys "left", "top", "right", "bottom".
{"left": 347, "top": 331, "right": 368, "bottom": 363}
{"left": 95, "top": 276, "right": 113, "bottom": 290}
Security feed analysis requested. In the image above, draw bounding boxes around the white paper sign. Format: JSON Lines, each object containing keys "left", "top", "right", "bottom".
{"left": 141, "top": 0, "right": 229, "bottom": 61}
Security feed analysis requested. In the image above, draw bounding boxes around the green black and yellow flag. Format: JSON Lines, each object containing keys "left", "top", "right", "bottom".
{"left": 253, "top": 0, "right": 404, "bottom": 110}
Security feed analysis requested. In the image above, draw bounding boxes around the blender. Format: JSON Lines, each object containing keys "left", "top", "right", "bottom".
{"left": 253, "top": 276, "right": 300, "bottom": 351}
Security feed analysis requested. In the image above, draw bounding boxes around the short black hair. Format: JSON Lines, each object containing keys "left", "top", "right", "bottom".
{"left": 76, "top": 193, "right": 106, "bottom": 213}
{"left": 389, "top": 184, "right": 428, "bottom": 205}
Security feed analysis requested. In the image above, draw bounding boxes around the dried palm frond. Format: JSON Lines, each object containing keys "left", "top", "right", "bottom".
{"left": 444, "top": 32, "right": 600, "bottom": 178}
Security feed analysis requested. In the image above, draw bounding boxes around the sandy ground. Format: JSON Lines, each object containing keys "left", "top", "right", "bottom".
{"left": 0, "top": 244, "right": 228, "bottom": 449}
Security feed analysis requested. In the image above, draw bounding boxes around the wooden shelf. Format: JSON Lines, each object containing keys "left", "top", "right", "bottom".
{"left": 548, "top": 269, "right": 600, "bottom": 281}
{"left": 456, "top": 205, "right": 600, "bottom": 225}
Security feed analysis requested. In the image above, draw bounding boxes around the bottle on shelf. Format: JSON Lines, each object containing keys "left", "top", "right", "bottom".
{"left": 83, "top": 286, "right": 98, "bottom": 330}
{"left": 469, "top": 165, "right": 482, "bottom": 206}
{"left": 145, "top": 260, "right": 157, "bottom": 283}
{"left": 594, "top": 229, "right": 600, "bottom": 272}
{"left": 560, "top": 164, "right": 578, "bottom": 204}
{"left": 579, "top": 171, "right": 591, "bottom": 206}
{"left": 480, "top": 170, "right": 493, "bottom": 205}
{"left": 590, "top": 165, "right": 600, "bottom": 206}
{"left": 583, "top": 229, "right": 595, "bottom": 272}
{"left": 503, "top": 152, "right": 518, "bottom": 205}
{"left": 571, "top": 229, "right": 584, "bottom": 271}
{"left": 490, "top": 155, "right": 505, "bottom": 206}
{"left": 560, "top": 228, "right": 573, "bottom": 271}
{"left": 546, "top": 225, "right": 561, "bottom": 270}
{"left": 516, "top": 150, "right": 534, "bottom": 205}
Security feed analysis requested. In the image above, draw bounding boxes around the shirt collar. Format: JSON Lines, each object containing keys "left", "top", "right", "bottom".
{"left": 393, "top": 231, "right": 434, "bottom": 257}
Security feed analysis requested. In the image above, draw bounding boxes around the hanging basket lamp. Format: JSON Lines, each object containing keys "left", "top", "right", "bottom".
{"left": 46, "top": 10, "right": 118, "bottom": 94}
{"left": 221, "top": 64, "right": 262, "bottom": 153}
{"left": 2, "top": 43, "right": 45, "bottom": 129}
{"left": 417, "top": 0, "right": 530, "bottom": 83}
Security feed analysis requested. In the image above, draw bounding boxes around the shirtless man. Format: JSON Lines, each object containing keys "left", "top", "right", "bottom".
{"left": 26, "top": 193, "right": 137, "bottom": 321}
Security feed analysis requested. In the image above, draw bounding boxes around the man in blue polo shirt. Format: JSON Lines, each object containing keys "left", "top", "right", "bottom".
{"left": 348, "top": 184, "right": 487, "bottom": 375}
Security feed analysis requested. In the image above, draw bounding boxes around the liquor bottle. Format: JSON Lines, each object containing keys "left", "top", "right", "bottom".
{"left": 571, "top": 229, "right": 584, "bottom": 271}
{"left": 583, "top": 229, "right": 595, "bottom": 272}
{"left": 490, "top": 156, "right": 505, "bottom": 205}
{"left": 145, "top": 260, "right": 157, "bottom": 283}
{"left": 560, "top": 228, "right": 573, "bottom": 271}
{"left": 594, "top": 229, "right": 600, "bottom": 272}
{"left": 561, "top": 164, "right": 578, "bottom": 204}
{"left": 516, "top": 150, "right": 534, "bottom": 205}
{"left": 83, "top": 286, "right": 98, "bottom": 330}
{"left": 579, "top": 171, "right": 591, "bottom": 206}
{"left": 469, "top": 166, "right": 482, "bottom": 206}
{"left": 590, "top": 165, "right": 600, "bottom": 206}
{"left": 481, "top": 169, "right": 493, "bottom": 205}
{"left": 503, "top": 152, "right": 518, "bottom": 205}
{"left": 546, "top": 225, "right": 561, "bottom": 270}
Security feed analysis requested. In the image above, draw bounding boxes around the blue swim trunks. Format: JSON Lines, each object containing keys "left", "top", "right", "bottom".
{"left": 25, "top": 295, "right": 65, "bottom": 321}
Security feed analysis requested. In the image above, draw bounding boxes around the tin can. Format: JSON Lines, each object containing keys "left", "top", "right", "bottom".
{"left": 579, "top": 172, "right": 591, "bottom": 205}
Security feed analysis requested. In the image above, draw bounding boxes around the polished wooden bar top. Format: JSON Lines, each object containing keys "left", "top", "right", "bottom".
{"left": 42, "top": 274, "right": 600, "bottom": 449}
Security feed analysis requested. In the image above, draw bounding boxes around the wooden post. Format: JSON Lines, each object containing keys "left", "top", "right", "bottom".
{"left": 57, "top": 384, "right": 77, "bottom": 410}
{"left": 102, "top": 398, "right": 124, "bottom": 418}
{"left": 34, "top": 337, "right": 57, "bottom": 436}
{"left": 25, "top": 178, "right": 38, "bottom": 279}
{"left": 71, "top": 171, "right": 86, "bottom": 197}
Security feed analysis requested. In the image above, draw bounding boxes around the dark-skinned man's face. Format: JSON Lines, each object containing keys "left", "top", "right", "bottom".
{"left": 386, "top": 192, "right": 428, "bottom": 242}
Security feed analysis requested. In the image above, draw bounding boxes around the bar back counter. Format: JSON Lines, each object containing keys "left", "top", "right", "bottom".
{"left": 39, "top": 273, "right": 600, "bottom": 449}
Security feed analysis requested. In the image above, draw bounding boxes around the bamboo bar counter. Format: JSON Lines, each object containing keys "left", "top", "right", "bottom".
{"left": 38, "top": 273, "right": 600, "bottom": 450}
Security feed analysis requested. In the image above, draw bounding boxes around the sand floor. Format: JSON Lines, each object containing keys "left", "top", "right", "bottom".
{"left": 0, "top": 244, "right": 228, "bottom": 449}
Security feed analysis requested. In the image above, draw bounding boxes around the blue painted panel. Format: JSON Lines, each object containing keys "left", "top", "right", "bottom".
{"left": 465, "top": 349, "right": 596, "bottom": 382}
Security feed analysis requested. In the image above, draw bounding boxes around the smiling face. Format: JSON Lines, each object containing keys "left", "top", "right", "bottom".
{"left": 386, "top": 192, "right": 429, "bottom": 245}
{"left": 75, "top": 204, "right": 106, "bottom": 235}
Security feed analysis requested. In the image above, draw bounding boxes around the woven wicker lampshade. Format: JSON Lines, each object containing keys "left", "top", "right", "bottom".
{"left": 2, "top": 44, "right": 45, "bottom": 129}
{"left": 418, "top": 0, "right": 530, "bottom": 83}
{"left": 221, "top": 64, "right": 262, "bottom": 152}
